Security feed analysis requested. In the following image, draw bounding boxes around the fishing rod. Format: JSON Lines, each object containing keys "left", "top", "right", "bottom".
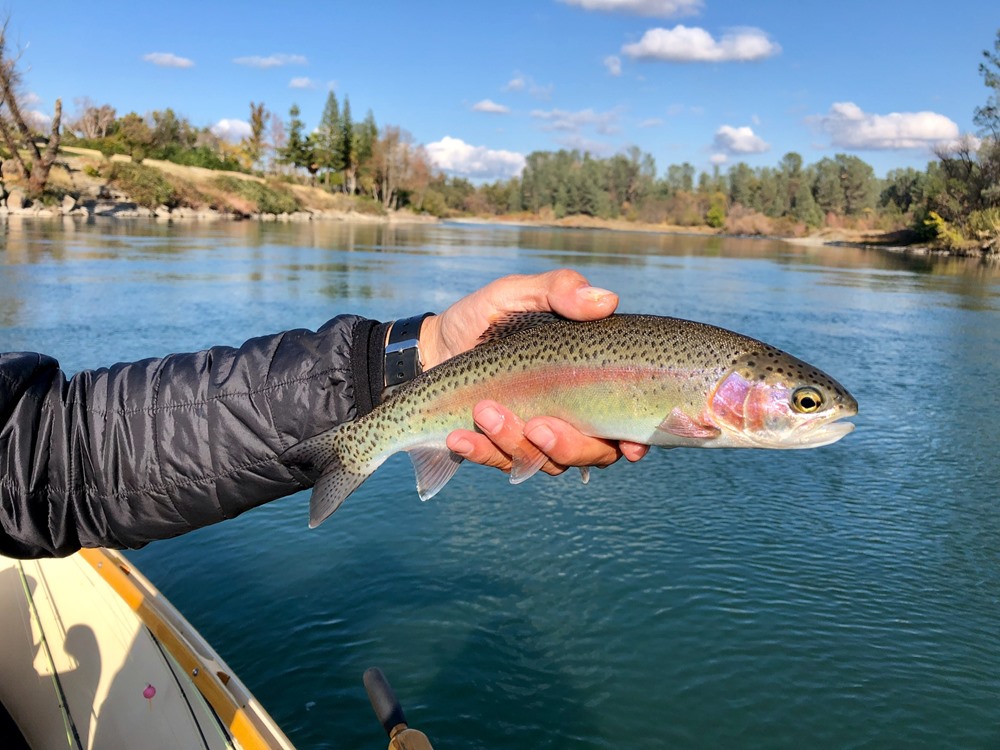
{"left": 364, "top": 667, "right": 434, "bottom": 750}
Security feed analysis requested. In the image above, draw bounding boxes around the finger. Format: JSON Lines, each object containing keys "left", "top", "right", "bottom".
{"left": 621, "top": 441, "right": 650, "bottom": 463}
{"left": 522, "top": 417, "right": 625, "bottom": 469}
{"left": 540, "top": 268, "right": 619, "bottom": 321}
{"left": 470, "top": 401, "right": 560, "bottom": 481}
{"left": 446, "top": 429, "right": 514, "bottom": 472}
{"left": 422, "top": 269, "right": 618, "bottom": 369}
{"left": 487, "top": 269, "right": 618, "bottom": 322}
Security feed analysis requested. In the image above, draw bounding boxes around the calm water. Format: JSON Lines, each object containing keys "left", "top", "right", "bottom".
{"left": 2, "top": 217, "right": 999, "bottom": 749}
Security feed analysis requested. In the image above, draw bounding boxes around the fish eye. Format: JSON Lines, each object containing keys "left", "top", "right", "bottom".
{"left": 792, "top": 387, "right": 823, "bottom": 413}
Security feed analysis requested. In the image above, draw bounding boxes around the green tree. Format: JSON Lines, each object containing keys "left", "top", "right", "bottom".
{"left": 241, "top": 101, "right": 268, "bottom": 170}
{"left": 880, "top": 167, "right": 927, "bottom": 215}
{"left": 791, "top": 178, "right": 823, "bottom": 226}
{"left": 837, "top": 154, "right": 877, "bottom": 215}
{"left": 340, "top": 97, "right": 355, "bottom": 193}
{"left": 117, "top": 112, "right": 154, "bottom": 162}
{"left": 354, "top": 108, "right": 378, "bottom": 197}
{"left": 665, "top": 162, "right": 695, "bottom": 194}
{"left": 727, "top": 162, "right": 757, "bottom": 209}
{"left": 280, "top": 104, "right": 314, "bottom": 176}
{"left": 315, "top": 91, "right": 343, "bottom": 185}
{"left": 974, "top": 29, "right": 1000, "bottom": 139}
{"left": 705, "top": 192, "right": 727, "bottom": 228}
{"left": 813, "top": 157, "right": 845, "bottom": 216}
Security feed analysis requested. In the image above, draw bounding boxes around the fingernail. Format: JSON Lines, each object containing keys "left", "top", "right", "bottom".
{"left": 577, "top": 285, "right": 616, "bottom": 305}
{"left": 525, "top": 423, "right": 556, "bottom": 452}
{"left": 476, "top": 405, "right": 504, "bottom": 434}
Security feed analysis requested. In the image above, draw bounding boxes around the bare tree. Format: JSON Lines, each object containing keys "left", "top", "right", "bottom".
{"left": 0, "top": 16, "right": 62, "bottom": 198}
{"left": 71, "top": 96, "right": 116, "bottom": 139}
{"left": 268, "top": 111, "right": 286, "bottom": 174}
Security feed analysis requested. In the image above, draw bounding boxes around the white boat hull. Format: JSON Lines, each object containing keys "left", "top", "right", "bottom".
{"left": 0, "top": 548, "right": 295, "bottom": 749}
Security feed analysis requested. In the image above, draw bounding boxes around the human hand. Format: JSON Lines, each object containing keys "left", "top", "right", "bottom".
{"left": 418, "top": 269, "right": 649, "bottom": 478}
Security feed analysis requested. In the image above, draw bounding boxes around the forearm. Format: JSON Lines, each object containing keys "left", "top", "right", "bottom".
{"left": 0, "top": 315, "right": 387, "bottom": 558}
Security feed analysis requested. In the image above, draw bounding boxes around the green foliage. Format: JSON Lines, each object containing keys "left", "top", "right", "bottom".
{"left": 280, "top": 104, "right": 316, "bottom": 174}
{"left": 241, "top": 102, "right": 268, "bottom": 170}
{"left": 967, "top": 207, "right": 1000, "bottom": 241}
{"left": 791, "top": 179, "right": 823, "bottom": 227}
{"left": 315, "top": 91, "right": 343, "bottom": 179}
{"left": 974, "top": 29, "right": 1000, "bottom": 138}
{"left": 923, "top": 210, "right": 967, "bottom": 249}
{"left": 107, "top": 162, "right": 178, "bottom": 207}
{"left": 420, "top": 188, "right": 449, "bottom": 217}
{"left": 705, "top": 192, "right": 727, "bottom": 228}
{"left": 211, "top": 176, "right": 299, "bottom": 214}
{"left": 519, "top": 148, "right": 655, "bottom": 219}
{"left": 159, "top": 145, "right": 245, "bottom": 172}
{"left": 116, "top": 112, "right": 154, "bottom": 162}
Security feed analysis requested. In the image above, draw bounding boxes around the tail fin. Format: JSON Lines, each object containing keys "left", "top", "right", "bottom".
{"left": 281, "top": 427, "right": 374, "bottom": 528}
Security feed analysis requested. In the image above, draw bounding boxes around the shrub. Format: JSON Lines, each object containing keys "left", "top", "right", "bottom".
{"left": 923, "top": 210, "right": 967, "bottom": 249}
{"left": 705, "top": 192, "right": 727, "bottom": 229}
{"left": 107, "top": 162, "right": 178, "bottom": 208}
{"left": 211, "top": 176, "right": 299, "bottom": 214}
{"left": 967, "top": 207, "right": 1000, "bottom": 242}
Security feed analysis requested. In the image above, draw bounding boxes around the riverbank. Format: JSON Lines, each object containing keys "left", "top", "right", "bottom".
{"left": 2, "top": 149, "right": 993, "bottom": 258}
{"left": 0, "top": 146, "right": 437, "bottom": 225}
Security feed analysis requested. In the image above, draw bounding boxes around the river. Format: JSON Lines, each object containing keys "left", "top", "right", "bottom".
{"left": 1, "top": 217, "right": 998, "bottom": 749}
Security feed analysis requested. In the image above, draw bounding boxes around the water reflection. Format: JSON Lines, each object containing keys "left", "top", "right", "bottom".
{"left": 2, "top": 218, "right": 1000, "bottom": 750}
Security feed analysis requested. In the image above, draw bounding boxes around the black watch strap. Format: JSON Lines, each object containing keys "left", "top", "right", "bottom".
{"left": 384, "top": 312, "right": 434, "bottom": 391}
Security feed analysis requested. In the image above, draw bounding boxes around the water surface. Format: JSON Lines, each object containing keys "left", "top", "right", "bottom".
{"left": 2, "top": 217, "right": 998, "bottom": 749}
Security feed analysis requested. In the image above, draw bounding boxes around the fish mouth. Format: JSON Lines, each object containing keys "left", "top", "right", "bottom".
{"left": 789, "top": 418, "right": 855, "bottom": 449}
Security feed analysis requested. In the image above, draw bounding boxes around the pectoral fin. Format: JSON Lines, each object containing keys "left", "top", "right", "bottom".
{"left": 657, "top": 407, "right": 721, "bottom": 440}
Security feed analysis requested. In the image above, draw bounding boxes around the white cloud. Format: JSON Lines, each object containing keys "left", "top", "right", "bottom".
{"left": 502, "top": 73, "right": 553, "bottom": 100}
{"left": 142, "top": 52, "right": 194, "bottom": 68}
{"left": 559, "top": 0, "right": 702, "bottom": 16}
{"left": 289, "top": 77, "right": 317, "bottom": 89}
{"left": 622, "top": 25, "right": 780, "bottom": 62}
{"left": 604, "top": 55, "right": 622, "bottom": 76}
{"left": 531, "top": 107, "right": 620, "bottom": 135}
{"left": 472, "top": 99, "right": 510, "bottom": 114}
{"left": 638, "top": 117, "right": 665, "bottom": 128}
{"left": 811, "top": 101, "right": 960, "bottom": 150}
{"left": 426, "top": 136, "right": 526, "bottom": 179}
{"left": 712, "top": 125, "right": 770, "bottom": 154}
{"left": 233, "top": 53, "right": 307, "bottom": 68}
{"left": 663, "top": 103, "right": 704, "bottom": 117}
{"left": 503, "top": 75, "right": 526, "bottom": 92}
{"left": 710, "top": 153, "right": 729, "bottom": 165}
{"left": 27, "top": 110, "right": 52, "bottom": 130}
{"left": 211, "top": 118, "right": 252, "bottom": 142}
{"left": 554, "top": 134, "right": 616, "bottom": 157}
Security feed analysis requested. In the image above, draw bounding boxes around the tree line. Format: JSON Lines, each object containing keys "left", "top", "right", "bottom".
{"left": 2, "top": 12, "right": 998, "bottom": 249}
{"left": 60, "top": 90, "right": 435, "bottom": 212}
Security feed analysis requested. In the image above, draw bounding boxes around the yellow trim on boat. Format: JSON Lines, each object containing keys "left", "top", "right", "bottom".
{"left": 78, "top": 548, "right": 294, "bottom": 750}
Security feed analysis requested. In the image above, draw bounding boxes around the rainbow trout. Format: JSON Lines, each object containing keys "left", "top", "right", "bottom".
{"left": 282, "top": 313, "right": 857, "bottom": 527}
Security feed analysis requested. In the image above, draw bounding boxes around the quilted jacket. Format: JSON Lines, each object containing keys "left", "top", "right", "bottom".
{"left": 0, "top": 315, "right": 388, "bottom": 558}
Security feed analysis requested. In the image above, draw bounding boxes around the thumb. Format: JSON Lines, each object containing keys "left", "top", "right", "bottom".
{"left": 540, "top": 269, "right": 618, "bottom": 321}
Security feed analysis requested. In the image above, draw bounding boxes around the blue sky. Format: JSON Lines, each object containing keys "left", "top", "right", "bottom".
{"left": 12, "top": 0, "right": 996, "bottom": 181}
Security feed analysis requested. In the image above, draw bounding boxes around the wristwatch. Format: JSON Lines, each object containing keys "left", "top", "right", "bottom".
{"left": 384, "top": 312, "right": 434, "bottom": 392}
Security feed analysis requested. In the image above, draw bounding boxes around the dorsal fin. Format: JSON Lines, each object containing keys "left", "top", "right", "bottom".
{"left": 478, "top": 312, "right": 566, "bottom": 345}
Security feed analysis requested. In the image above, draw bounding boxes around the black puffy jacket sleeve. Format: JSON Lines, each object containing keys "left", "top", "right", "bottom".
{"left": 0, "top": 315, "right": 388, "bottom": 558}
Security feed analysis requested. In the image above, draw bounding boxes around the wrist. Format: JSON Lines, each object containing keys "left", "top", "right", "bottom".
{"left": 383, "top": 313, "right": 434, "bottom": 393}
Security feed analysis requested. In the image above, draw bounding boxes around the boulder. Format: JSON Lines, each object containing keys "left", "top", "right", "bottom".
{"left": 61, "top": 195, "right": 77, "bottom": 214}
{"left": 7, "top": 189, "right": 25, "bottom": 211}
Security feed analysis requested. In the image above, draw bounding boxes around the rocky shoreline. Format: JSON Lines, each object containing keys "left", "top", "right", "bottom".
{"left": 0, "top": 186, "right": 428, "bottom": 224}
